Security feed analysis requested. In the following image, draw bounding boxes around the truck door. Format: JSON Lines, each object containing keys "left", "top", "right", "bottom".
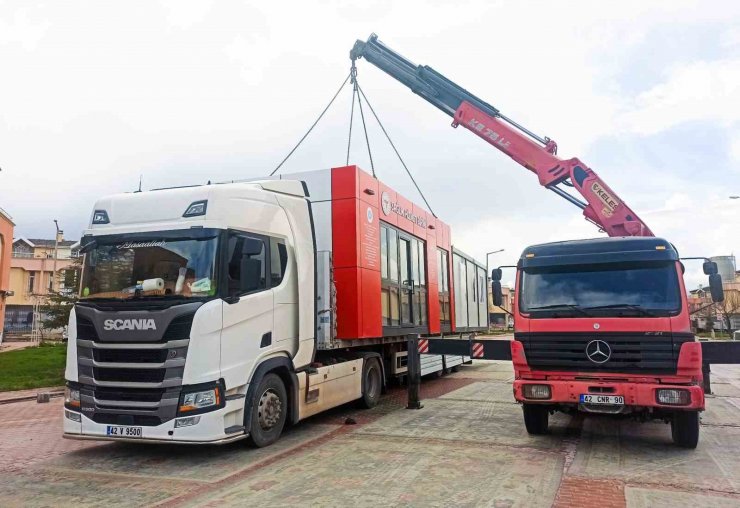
{"left": 220, "top": 232, "right": 274, "bottom": 389}
{"left": 399, "top": 235, "right": 414, "bottom": 326}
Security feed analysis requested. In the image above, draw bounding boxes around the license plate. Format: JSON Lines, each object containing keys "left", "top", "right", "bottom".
{"left": 106, "top": 425, "right": 143, "bottom": 438}
{"left": 580, "top": 394, "right": 624, "bottom": 405}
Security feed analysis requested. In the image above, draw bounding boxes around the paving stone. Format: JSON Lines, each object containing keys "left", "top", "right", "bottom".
{"left": 625, "top": 486, "right": 740, "bottom": 507}
{"left": 40, "top": 423, "right": 341, "bottom": 483}
{"left": 569, "top": 416, "right": 740, "bottom": 493}
{"left": 702, "top": 397, "right": 740, "bottom": 427}
{"left": 439, "top": 381, "right": 516, "bottom": 404}
{"left": 706, "top": 383, "right": 739, "bottom": 398}
{"left": 180, "top": 434, "right": 564, "bottom": 508}
{"left": 447, "top": 369, "right": 514, "bottom": 381}
{"left": 0, "top": 468, "right": 187, "bottom": 508}
{"left": 354, "top": 398, "right": 576, "bottom": 451}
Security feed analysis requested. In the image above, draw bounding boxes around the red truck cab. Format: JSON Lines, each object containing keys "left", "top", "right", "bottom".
{"left": 493, "top": 237, "right": 723, "bottom": 448}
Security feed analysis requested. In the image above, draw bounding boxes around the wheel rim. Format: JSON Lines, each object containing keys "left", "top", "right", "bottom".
{"left": 257, "top": 388, "right": 282, "bottom": 430}
{"left": 366, "top": 365, "right": 380, "bottom": 399}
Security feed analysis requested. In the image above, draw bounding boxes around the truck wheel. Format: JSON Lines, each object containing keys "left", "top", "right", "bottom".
{"left": 360, "top": 357, "right": 382, "bottom": 409}
{"left": 246, "top": 373, "right": 287, "bottom": 448}
{"left": 522, "top": 404, "right": 549, "bottom": 435}
{"left": 671, "top": 411, "right": 700, "bottom": 449}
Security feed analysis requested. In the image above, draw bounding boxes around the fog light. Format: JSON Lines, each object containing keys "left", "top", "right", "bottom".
{"left": 657, "top": 388, "right": 691, "bottom": 405}
{"left": 523, "top": 384, "right": 551, "bottom": 400}
{"left": 175, "top": 416, "right": 201, "bottom": 428}
{"left": 65, "top": 410, "right": 81, "bottom": 423}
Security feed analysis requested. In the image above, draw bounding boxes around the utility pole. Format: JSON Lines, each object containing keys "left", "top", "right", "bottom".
{"left": 486, "top": 249, "right": 505, "bottom": 329}
{"left": 52, "top": 219, "right": 60, "bottom": 293}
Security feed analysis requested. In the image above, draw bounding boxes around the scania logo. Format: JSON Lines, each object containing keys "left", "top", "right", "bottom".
{"left": 103, "top": 319, "right": 157, "bottom": 331}
{"left": 585, "top": 340, "right": 611, "bottom": 364}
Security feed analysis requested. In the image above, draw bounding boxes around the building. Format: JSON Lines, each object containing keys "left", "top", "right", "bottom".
{"left": 0, "top": 207, "right": 14, "bottom": 342}
{"left": 3, "top": 232, "right": 79, "bottom": 335}
{"left": 689, "top": 268, "right": 740, "bottom": 333}
{"left": 488, "top": 285, "right": 514, "bottom": 329}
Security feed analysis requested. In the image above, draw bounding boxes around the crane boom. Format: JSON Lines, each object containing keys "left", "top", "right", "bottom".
{"left": 350, "top": 34, "right": 653, "bottom": 237}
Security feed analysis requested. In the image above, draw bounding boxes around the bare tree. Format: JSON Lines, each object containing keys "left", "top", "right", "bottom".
{"left": 716, "top": 289, "right": 740, "bottom": 335}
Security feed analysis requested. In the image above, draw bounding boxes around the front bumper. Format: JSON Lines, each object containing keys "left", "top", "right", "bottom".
{"left": 513, "top": 379, "right": 705, "bottom": 411}
{"left": 63, "top": 400, "right": 247, "bottom": 444}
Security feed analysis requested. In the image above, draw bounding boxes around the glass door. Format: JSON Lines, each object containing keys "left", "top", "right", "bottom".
{"left": 399, "top": 236, "right": 414, "bottom": 326}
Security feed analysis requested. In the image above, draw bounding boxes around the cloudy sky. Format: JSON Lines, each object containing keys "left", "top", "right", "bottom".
{"left": 1, "top": 0, "right": 738, "bottom": 288}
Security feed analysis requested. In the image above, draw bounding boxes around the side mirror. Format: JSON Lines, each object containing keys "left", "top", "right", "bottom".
{"left": 491, "top": 268, "right": 502, "bottom": 282}
{"left": 709, "top": 273, "right": 724, "bottom": 303}
{"left": 239, "top": 255, "right": 261, "bottom": 293}
{"left": 703, "top": 261, "right": 718, "bottom": 275}
{"left": 492, "top": 280, "right": 503, "bottom": 307}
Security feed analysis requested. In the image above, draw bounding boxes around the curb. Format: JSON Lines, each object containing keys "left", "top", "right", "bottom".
{"left": 0, "top": 388, "right": 65, "bottom": 405}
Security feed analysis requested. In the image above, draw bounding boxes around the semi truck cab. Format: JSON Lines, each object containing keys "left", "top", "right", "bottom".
{"left": 492, "top": 237, "right": 724, "bottom": 448}
{"left": 63, "top": 165, "right": 486, "bottom": 446}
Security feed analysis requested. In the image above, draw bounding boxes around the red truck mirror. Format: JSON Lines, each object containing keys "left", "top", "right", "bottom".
{"left": 703, "top": 261, "right": 718, "bottom": 275}
{"left": 709, "top": 273, "right": 724, "bottom": 303}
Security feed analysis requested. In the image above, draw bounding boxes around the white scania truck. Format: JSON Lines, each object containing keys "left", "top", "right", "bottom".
{"left": 63, "top": 165, "right": 487, "bottom": 446}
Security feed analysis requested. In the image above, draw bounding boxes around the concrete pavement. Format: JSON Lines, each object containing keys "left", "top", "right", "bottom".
{"left": 1, "top": 361, "right": 739, "bottom": 507}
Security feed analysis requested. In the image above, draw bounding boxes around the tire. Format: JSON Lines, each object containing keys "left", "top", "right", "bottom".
{"left": 671, "top": 411, "right": 700, "bottom": 449}
{"left": 359, "top": 357, "right": 382, "bottom": 409}
{"left": 522, "top": 404, "right": 549, "bottom": 435}
{"left": 246, "top": 373, "right": 287, "bottom": 448}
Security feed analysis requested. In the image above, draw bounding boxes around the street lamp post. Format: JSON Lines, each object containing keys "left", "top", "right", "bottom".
{"left": 485, "top": 249, "right": 505, "bottom": 280}
{"left": 52, "top": 220, "right": 60, "bottom": 293}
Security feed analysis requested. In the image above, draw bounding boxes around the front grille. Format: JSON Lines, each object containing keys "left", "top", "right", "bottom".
{"left": 75, "top": 305, "right": 199, "bottom": 426}
{"left": 77, "top": 316, "right": 97, "bottom": 340}
{"left": 94, "top": 387, "right": 166, "bottom": 403}
{"left": 93, "top": 368, "right": 166, "bottom": 383}
{"left": 162, "top": 313, "right": 194, "bottom": 340}
{"left": 93, "top": 349, "right": 169, "bottom": 364}
{"left": 518, "top": 333, "right": 692, "bottom": 374}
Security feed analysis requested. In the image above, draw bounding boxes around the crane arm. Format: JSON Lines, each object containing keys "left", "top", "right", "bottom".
{"left": 350, "top": 34, "right": 653, "bottom": 237}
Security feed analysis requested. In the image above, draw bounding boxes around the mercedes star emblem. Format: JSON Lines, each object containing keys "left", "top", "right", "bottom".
{"left": 585, "top": 339, "right": 611, "bottom": 364}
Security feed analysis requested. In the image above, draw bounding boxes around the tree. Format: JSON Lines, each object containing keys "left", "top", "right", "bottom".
{"left": 717, "top": 289, "right": 740, "bottom": 335}
{"left": 41, "top": 257, "right": 82, "bottom": 332}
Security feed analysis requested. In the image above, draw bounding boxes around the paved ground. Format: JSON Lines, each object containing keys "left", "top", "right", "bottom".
{"left": 0, "top": 341, "right": 35, "bottom": 353}
{"left": 1, "top": 361, "right": 740, "bottom": 507}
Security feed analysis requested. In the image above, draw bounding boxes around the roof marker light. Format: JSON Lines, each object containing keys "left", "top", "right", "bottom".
{"left": 183, "top": 200, "right": 207, "bottom": 217}
{"left": 526, "top": 253, "right": 535, "bottom": 258}
{"left": 656, "top": 245, "right": 666, "bottom": 250}
{"left": 92, "top": 210, "right": 110, "bottom": 224}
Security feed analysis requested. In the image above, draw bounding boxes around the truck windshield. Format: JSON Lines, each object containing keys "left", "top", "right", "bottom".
{"left": 79, "top": 231, "right": 219, "bottom": 300}
{"left": 520, "top": 261, "right": 681, "bottom": 317}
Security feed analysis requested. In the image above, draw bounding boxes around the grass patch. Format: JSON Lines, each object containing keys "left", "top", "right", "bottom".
{"left": 0, "top": 343, "right": 67, "bottom": 391}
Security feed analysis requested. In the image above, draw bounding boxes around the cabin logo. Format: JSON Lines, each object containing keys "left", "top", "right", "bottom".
{"left": 380, "top": 191, "right": 427, "bottom": 228}
{"left": 103, "top": 319, "right": 157, "bottom": 331}
{"left": 381, "top": 191, "right": 391, "bottom": 215}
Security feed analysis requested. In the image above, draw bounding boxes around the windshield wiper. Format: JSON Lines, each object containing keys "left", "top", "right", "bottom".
{"left": 583, "top": 304, "right": 656, "bottom": 317}
{"left": 528, "top": 304, "right": 592, "bottom": 317}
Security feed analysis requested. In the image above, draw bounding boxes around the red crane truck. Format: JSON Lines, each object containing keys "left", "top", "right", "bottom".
{"left": 351, "top": 34, "right": 725, "bottom": 447}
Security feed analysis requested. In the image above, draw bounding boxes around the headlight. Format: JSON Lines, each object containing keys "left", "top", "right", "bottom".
{"left": 64, "top": 386, "right": 80, "bottom": 409}
{"left": 178, "top": 384, "right": 223, "bottom": 415}
{"left": 523, "top": 384, "right": 551, "bottom": 400}
{"left": 657, "top": 388, "right": 691, "bottom": 406}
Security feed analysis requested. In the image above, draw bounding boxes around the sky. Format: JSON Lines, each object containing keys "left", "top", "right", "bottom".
{"left": 1, "top": 0, "right": 738, "bottom": 289}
